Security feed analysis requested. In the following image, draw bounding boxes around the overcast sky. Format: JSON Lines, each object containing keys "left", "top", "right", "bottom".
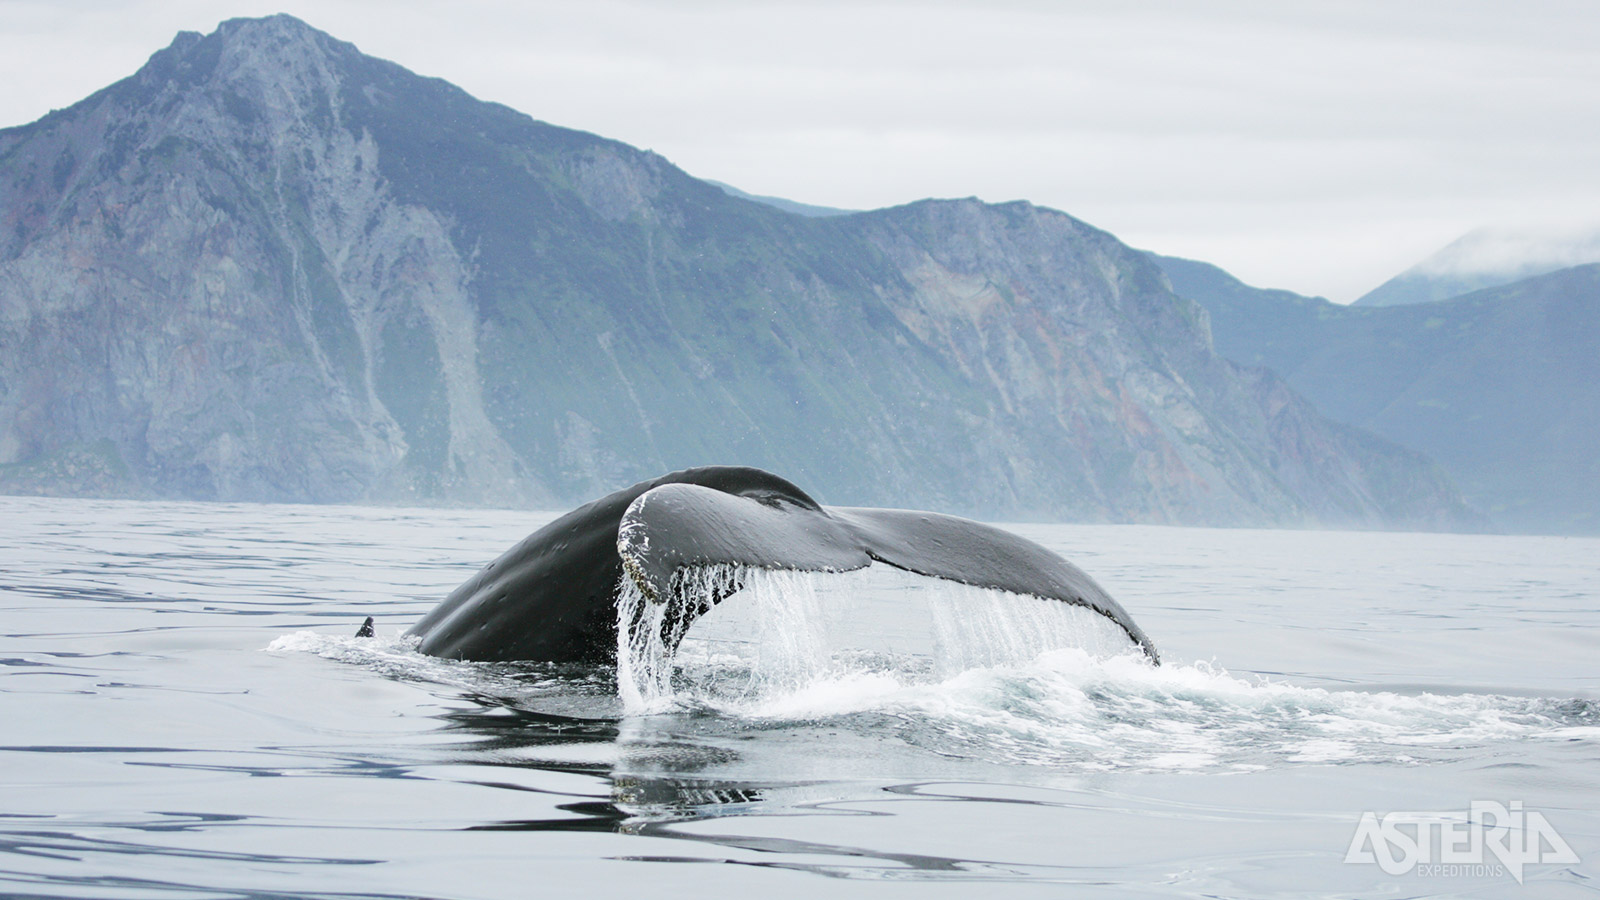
{"left": 3, "top": 0, "right": 1597, "bottom": 301}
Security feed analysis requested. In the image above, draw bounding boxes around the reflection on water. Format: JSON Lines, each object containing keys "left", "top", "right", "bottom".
{"left": 369, "top": 641, "right": 1598, "bottom": 885}
{"left": 423, "top": 695, "right": 1095, "bottom": 880}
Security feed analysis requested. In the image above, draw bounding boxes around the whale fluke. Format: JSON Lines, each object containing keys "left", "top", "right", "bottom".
{"left": 408, "top": 466, "right": 1158, "bottom": 665}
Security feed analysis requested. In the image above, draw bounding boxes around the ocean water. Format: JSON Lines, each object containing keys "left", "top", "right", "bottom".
{"left": 1, "top": 496, "right": 1595, "bottom": 899}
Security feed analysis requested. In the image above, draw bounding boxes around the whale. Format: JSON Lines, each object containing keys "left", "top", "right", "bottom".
{"left": 406, "top": 466, "right": 1159, "bottom": 665}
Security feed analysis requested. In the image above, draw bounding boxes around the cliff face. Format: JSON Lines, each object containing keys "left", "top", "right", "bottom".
{"left": 0, "top": 18, "right": 528, "bottom": 505}
{"left": 1158, "top": 253, "right": 1597, "bottom": 533}
{"left": 0, "top": 15, "right": 1477, "bottom": 528}
{"left": 845, "top": 202, "right": 1476, "bottom": 527}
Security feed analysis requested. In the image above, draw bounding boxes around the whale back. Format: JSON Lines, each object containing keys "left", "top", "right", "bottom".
{"left": 407, "top": 466, "right": 817, "bottom": 662}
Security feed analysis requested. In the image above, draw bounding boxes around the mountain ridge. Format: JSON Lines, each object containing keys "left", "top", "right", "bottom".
{"left": 706, "top": 180, "right": 856, "bottom": 218}
{"left": 0, "top": 14, "right": 1478, "bottom": 530}
{"left": 1155, "top": 253, "right": 1598, "bottom": 532}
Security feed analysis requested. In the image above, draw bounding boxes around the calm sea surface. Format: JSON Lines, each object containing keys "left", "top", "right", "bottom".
{"left": 1, "top": 496, "right": 1595, "bottom": 899}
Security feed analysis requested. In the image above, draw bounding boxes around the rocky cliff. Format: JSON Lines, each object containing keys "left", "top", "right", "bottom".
{"left": 0, "top": 15, "right": 1477, "bottom": 528}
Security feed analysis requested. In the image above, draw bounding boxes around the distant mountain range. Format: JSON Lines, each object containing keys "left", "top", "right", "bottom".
{"left": 706, "top": 181, "right": 856, "bottom": 219}
{"left": 1355, "top": 225, "right": 1600, "bottom": 307}
{"left": 1156, "top": 255, "right": 1599, "bottom": 533}
{"left": 0, "top": 15, "right": 1479, "bottom": 529}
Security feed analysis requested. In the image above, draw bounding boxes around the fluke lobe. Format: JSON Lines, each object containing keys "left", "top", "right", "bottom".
{"left": 406, "top": 466, "right": 1159, "bottom": 665}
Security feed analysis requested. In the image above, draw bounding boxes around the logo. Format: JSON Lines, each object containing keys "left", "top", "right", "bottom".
{"left": 1345, "top": 801, "right": 1579, "bottom": 884}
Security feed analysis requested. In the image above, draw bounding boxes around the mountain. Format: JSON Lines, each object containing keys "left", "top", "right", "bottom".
{"left": 1156, "top": 255, "right": 1599, "bottom": 533}
{"left": 0, "top": 14, "right": 1477, "bottom": 529}
{"left": 706, "top": 181, "right": 854, "bottom": 218}
{"left": 1354, "top": 225, "right": 1600, "bottom": 307}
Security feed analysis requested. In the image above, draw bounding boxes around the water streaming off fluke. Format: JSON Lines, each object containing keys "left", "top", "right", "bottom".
{"left": 616, "top": 564, "right": 1157, "bottom": 714}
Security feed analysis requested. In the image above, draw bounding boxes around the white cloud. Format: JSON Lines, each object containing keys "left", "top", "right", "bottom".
{"left": 1413, "top": 225, "right": 1600, "bottom": 277}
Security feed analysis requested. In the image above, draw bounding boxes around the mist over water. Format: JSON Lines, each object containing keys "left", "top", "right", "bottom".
{"left": 3, "top": 497, "right": 1596, "bottom": 897}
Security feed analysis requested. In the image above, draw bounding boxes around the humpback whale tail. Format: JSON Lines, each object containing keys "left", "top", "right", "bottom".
{"left": 407, "top": 466, "right": 1159, "bottom": 667}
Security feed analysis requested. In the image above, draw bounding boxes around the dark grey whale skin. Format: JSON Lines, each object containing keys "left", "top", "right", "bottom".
{"left": 408, "top": 466, "right": 1159, "bottom": 664}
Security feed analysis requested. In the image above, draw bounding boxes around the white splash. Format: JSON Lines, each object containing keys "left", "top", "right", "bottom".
{"left": 265, "top": 629, "right": 437, "bottom": 681}
{"left": 614, "top": 563, "right": 1143, "bottom": 714}
{"left": 608, "top": 563, "right": 1594, "bottom": 771}
{"left": 616, "top": 564, "right": 755, "bottom": 711}
{"left": 925, "top": 577, "right": 1141, "bottom": 677}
